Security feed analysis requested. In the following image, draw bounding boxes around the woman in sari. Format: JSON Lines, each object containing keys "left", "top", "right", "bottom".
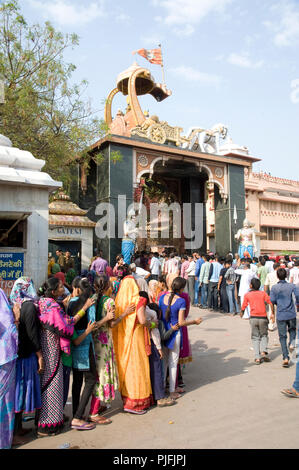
{"left": 113, "top": 276, "right": 154, "bottom": 414}
{"left": 37, "top": 277, "right": 93, "bottom": 436}
{"left": 88, "top": 275, "right": 135, "bottom": 423}
{"left": 9, "top": 278, "right": 43, "bottom": 440}
{"left": 0, "top": 288, "right": 18, "bottom": 449}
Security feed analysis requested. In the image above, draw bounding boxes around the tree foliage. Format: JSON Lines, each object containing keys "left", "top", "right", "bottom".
{"left": 0, "top": 0, "right": 108, "bottom": 191}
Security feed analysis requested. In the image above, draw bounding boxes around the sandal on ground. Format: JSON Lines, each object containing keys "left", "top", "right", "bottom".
{"left": 281, "top": 388, "right": 299, "bottom": 398}
{"left": 36, "top": 431, "right": 57, "bottom": 438}
{"left": 71, "top": 422, "right": 96, "bottom": 431}
{"left": 123, "top": 408, "right": 147, "bottom": 415}
{"left": 282, "top": 360, "right": 289, "bottom": 368}
{"left": 169, "top": 392, "right": 182, "bottom": 400}
{"left": 89, "top": 415, "right": 112, "bottom": 425}
{"left": 254, "top": 359, "right": 261, "bottom": 365}
{"left": 261, "top": 353, "right": 271, "bottom": 362}
{"left": 175, "top": 387, "right": 185, "bottom": 394}
{"left": 157, "top": 397, "right": 176, "bottom": 407}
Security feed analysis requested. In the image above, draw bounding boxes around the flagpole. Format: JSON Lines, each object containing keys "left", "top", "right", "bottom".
{"left": 158, "top": 44, "right": 165, "bottom": 84}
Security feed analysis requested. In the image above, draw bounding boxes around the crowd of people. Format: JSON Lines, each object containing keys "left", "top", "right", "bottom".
{"left": 1, "top": 247, "right": 299, "bottom": 449}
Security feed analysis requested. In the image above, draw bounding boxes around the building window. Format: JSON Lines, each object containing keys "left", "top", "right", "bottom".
{"left": 261, "top": 226, "right": 299, "bottom": 242}
{"left": 282, "top": 229, "right": 289, "bottom": 241}
{"left": 0, "top": 218, "right": 27, "bottom": 248}
{"left": 273, "top": 228, "right": 281, "bottom": 241}
{"left": 281, "top": 203, "right": 298, "bottom": 213}
{"left": 289, "top": 229, "right": 294, "bottom": 242}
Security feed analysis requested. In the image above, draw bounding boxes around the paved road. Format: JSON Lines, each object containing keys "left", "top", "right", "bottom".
{"left": 20, "top": 307, "right": 299, "bottom": 449}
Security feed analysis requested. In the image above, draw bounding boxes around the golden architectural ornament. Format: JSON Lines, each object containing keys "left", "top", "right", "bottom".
{"left": 131, "top": 115, "right": 189, "bottom": 147}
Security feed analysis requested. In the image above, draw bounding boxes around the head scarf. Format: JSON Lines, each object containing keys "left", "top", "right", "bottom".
{"left": 134, "top": 275, "right": 149, "bottom": 293}
{"left": 54, "top": 272, "right": 66, "bottom": 284}
{"left": 148, "top": 279, "right": 159, "bottom": 303}
{"left": 66, "top": 268, "right": 76, "bottom": 286}
{"left": 106, "top": 266, "right": 113, "bottom": 278}
{"left": 38, "top": 297, "right": 75, "bottom": 355}
{"left": 87, "top": 270, "right": 96, "bottom": 287}
{"left": 51, "top": 263, "right": 61, "bottom": 275}
{"left": 10, "top": 277, "right": 38, "bottom": 306}
{"left": 0, "top": 288, "right": 18, "bottom": 366}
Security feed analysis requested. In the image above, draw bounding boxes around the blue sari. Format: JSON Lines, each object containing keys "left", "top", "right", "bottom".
{"left": 0, "top": 289, "right": 18, "bottom": 449}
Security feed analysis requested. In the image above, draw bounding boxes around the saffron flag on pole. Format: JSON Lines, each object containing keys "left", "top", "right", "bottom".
{"left": 134, "top": 48, "right": 162, "bottom": 65}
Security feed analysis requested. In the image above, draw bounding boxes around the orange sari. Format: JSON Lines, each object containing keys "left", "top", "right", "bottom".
{"left": 113, "top": 276, "right": 153, "bottom": 411}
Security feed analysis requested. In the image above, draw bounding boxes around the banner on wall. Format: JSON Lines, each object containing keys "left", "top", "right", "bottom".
{"left": 0, "top": 252, "right": 24, "bottom": 296}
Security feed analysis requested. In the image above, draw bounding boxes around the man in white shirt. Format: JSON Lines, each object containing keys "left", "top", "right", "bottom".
{"left": 186, "top": 255, "right": 196, "bottom": 305}
{"left": 130, "top": 263, "right": 151, "bottom": 280}
{"left": 150, "top": 252, "right": 161, "bottom": 281}
{"left": 235, "top": 263, "right": 257, "bottom": 319}
{"left": 290, "top": 260, "right": 299, "bottom": 286}
{"left": 264, "top": 255, "right": 274, "bottom": 273}
{"left": 167, "top": 253, "right": 180, "bottom": 275}
{"left": 264, "top": 262, "right": 280, "bottom": 331}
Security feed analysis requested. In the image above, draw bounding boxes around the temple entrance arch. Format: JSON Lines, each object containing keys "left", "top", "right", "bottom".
{"left": 136, "top": 158, "right": 210, "bottom": 254}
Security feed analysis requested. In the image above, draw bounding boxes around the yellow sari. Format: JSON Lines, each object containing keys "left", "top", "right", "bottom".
{"left": 113, "top": 276, "right": 153, "bottom": 411}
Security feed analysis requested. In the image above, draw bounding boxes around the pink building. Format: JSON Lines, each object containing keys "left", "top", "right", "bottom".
{"left": 245, "top": 170, "right": 299, "bottom": 255}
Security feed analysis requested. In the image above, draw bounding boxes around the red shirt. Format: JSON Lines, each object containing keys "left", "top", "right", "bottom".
{"left": 242, "top": 290, "right": 271, "bottom": 318}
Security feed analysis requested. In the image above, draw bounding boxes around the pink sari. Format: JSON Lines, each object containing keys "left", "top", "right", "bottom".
{"left": 179, "top": 292, "right": 192, "bottom": 364}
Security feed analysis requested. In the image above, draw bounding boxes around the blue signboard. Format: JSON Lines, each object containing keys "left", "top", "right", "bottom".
{"left": 0, "top": 252, "right": 24, "bottom": 281}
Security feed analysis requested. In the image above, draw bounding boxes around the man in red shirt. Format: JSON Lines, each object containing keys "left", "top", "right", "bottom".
{"left": 241, "top": 278, "right": 274, "bottom": 364}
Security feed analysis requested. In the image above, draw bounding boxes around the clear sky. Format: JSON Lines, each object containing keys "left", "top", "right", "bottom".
{"left": 20, "top": 0, "right": 299, "bottom": 179}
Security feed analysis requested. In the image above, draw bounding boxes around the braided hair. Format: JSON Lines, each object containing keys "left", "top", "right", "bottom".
{"left": 165, "top": 277, "right": 186, "bottom": 322}
{"left": 94, "top": 274, "right": 110, "bottom": 320}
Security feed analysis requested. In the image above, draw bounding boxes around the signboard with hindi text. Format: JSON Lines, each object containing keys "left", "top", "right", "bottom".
{"left": 0, "top": 252, "right": 24, "bottom": 296}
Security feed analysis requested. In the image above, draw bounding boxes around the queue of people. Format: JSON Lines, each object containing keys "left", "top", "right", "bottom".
{"left": 1, "top": 248, "right": 298, "bottom": 449}
{"left": 0, "top": 251, "right": 204, "bottom": 449}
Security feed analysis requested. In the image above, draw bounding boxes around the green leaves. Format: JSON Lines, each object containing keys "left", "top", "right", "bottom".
{"left": 0, "top": 0, "right": 107, "bottom": 190}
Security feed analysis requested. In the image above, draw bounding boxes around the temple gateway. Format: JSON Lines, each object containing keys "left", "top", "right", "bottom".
{"left": 72, "top": 62, "right": 260, "bottom": 264}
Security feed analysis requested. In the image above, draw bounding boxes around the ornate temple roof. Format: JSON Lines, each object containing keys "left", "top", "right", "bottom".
{"left": 49, "top": 190, "right": 96, "bottom": 228}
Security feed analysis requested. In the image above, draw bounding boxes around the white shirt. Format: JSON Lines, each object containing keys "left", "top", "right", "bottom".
{"left": 150, "top": 257, "right": 161, "bottom": 276}
{"left": 250, "top": 263, "right": 258, "bottom": 274}
{"left": 135, "top": 267, "right": 150, "bottom": 278}
{"left": 290, "top": 267, "right": 299, "bottom": 285}
{"left": 264, "top": 271, "right": 279, "bottom": 291}
{"left": 235, "top": 269, "right": 257, "bottom": 297}
{"left": 186, "top": 260, "right": 196, "bottom": 276}
{"left": 167, "top": 258, "right": 179, "bottom": 274}
{"left": 265, "top": 260, "right": 274, "bottom": 273}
